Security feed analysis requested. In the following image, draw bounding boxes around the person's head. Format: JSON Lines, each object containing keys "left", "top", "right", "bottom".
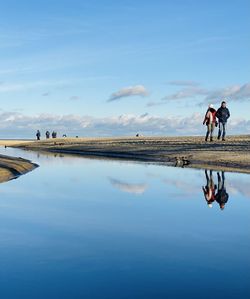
{"left": 221, "top": 101, "right": 226, "bottom": 108}
{"left": 220, "top": 204, "right": 225, "bottom": 210}
{"left": 208, "top": 104, "right": 214, "bottom": 111}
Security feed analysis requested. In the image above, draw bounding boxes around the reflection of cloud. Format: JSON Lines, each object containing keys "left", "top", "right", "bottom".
{"left": 108, "top": 85, "right": 148, "bottom": 102}
{"left": 164, "top": 178, "right": 200, "bottom": 195}
{"left": 69, "top": 96, "right": 80, "bottom": 101}
{"left": 227, "top": 181, "right": 250, "bottom": 198}
{"left": 109, "top": 177, "right": 147, "bottom": 194}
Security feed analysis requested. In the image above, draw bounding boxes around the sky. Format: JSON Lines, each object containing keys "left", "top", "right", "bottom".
{"left": 0, "top": 0, "right": 249, "bottom": 138}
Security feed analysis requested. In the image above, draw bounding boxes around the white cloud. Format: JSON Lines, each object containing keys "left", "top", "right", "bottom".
{"left": 108, "top": 85, "right": 148, "bottom": 102}
{"left": 0, "top": 111, "right": 250, "bottom": 138}
{"left": 108, "top": 177, "right": 147, "bottom": 194}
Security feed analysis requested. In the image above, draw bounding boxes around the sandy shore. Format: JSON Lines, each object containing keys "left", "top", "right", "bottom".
{"left": 8, "top": 135, "right": 250, "bottom": 174}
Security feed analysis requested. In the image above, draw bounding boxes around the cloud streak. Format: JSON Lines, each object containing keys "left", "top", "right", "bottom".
{"left": 168, "top": 80, "right": 200, "bottom": 87}
{"left": 162, "top": 87, "right": 207, "bottom": 101}
{"left": 159, "top": 82, "right": 250, "bottom": 104}
{"left": 108, "top": 85, "right": 148, "bottom": 102}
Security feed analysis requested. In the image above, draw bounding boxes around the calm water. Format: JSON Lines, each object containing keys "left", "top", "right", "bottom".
{"left": 0, "top": 147, "right": 249, "bottom": 299}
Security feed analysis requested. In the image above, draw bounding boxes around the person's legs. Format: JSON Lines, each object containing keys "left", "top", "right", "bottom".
{"left": 218, "top": 122, "right": 222, "bottom": 140}
{"left": 222, "top": 171, "right": 225, "bottom": 188}
{"left": 210, "top": 123, "right": 215, "bottom": 141}
{"left": 217, "top": 172, "right": 222, "bottom": 190}
{"left": 205, "top": 124, "right": 212, "bottom": 141}
{"left": 205, "top": 170, "right": 209, "bottom": 185}
{"left": 222, "top": 123, "right": 226, "bottom": 140}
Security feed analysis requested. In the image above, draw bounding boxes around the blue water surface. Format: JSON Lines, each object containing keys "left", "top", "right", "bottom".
{"left": 0, "top": 147, "right": 249, "bottom": 299}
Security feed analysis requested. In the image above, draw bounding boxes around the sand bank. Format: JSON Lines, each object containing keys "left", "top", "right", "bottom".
{"left": 9, "top": 135, "right": 250, "bottom": 174}
{"left": 0, "top": 153, "right": 38, "bottom": 183}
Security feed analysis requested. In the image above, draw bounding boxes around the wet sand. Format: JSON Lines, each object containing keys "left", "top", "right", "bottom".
{"left": 9, "top": 135, "right": 250, "bottom": 174}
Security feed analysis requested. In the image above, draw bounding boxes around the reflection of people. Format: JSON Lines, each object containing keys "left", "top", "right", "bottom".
{"left": 215, "top": 171, "right": 229, "bottom": 210}
{"left": 202, "top": 170, "right": 217, "bottom": 207}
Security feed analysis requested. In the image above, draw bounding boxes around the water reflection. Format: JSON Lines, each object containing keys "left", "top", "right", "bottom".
{"left": 108, "top": 177, "right": 148, "bottom": 194}
{"left": 0, "top": 147, "right": 249, "bottom": 298}
{"left": 202, "top": 170, "right": 229, "bottom": 210}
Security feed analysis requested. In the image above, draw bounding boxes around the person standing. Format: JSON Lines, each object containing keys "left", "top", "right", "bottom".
{"left": 45, "top": 131, "right": 50, "bottom": 139}
{"left": 216, "top": 101, "right": 230, "bottom": 141}
{"left": 203, "top": 104, "right": 217, "bottom": 142}
{"left": 36, "top": 130, "right": 41, "bottom": 140}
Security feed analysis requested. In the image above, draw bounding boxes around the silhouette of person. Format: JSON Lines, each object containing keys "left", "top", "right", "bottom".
{"left": 202, "top": 170, "right": 217, "bottom": 208}
{"left": 215, "top": 171, "right": 229, "bottom": 210}
{"left": 36, "top": 130, "right": 41, "bottom": 140}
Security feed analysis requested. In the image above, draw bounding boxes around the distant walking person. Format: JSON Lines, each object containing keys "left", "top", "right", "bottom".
{"left": 203, "top": 104, "right": 217, "bottom": 142}
{"left": 45, "top": 131, "right": 50, "bottom": 139}
{"left": 216, "top": 101, "right": 230, "bottom": 141}
{"left": 36, "top": 130, "right": 41, "bottom": 140}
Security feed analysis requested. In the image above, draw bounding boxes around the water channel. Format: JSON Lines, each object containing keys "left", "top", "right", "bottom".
{"left": 0, "top": 147, "right": 249, "bottom": 298}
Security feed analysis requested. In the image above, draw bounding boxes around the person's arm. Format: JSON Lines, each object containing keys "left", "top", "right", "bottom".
{"left": 215, "top": 108, "right": 220, "bottom": 119}
{"left": 227, "top": 108, "right": 230, "bottom": 119}
{"left": 203, "top": 116, "right": 207, "bottom": 125}
{"left": 203, "top": 111, "right": 208, "bottom": 125}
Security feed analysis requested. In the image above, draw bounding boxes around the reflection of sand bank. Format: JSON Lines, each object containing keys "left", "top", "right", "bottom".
{"left": 10, "top": 136, "right": 250, "bottom": 174}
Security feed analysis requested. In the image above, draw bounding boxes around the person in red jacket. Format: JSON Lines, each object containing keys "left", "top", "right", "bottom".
{"left": 202, "top": 170, "right": 217, "bottom": 208}
{"left": 203, "top": 104, "right": 217, "bottom": 142}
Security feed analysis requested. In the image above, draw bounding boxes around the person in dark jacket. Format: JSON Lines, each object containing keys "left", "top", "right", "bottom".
{"left": 216, "top": 101, "right": 230, "bottom": 141}
{"left": 215, "top": 171, "right": 229, "bottom": 210}
{"left": 36, "top": 130, "right": 41, "bottom": 140}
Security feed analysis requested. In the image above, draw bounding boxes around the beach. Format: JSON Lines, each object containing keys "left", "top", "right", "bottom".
{"left": 7, "top": 135, "right": 250, "bottom": 174}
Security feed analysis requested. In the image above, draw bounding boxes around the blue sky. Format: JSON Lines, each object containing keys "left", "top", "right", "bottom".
{"left": 0, "top": 0, "right": 249, "bottom": 137}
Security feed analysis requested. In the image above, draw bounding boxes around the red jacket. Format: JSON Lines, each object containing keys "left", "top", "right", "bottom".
{"left": 203, "top": 108, "right": 217, "bottom": 125}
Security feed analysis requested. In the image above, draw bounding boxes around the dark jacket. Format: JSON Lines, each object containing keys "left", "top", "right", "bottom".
{"left": 215, "top": 189, "right": 229, "bottom": 205}
{"left": 216, "top": 107, "right": 230, "bottom": 123}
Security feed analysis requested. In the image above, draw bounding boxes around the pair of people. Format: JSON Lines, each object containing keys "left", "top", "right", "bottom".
{"left": 202, "top": 170, "right": 229, "bottom": 210}
{"left": 203, "top": 101, "right": 230, "bottom": 142}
